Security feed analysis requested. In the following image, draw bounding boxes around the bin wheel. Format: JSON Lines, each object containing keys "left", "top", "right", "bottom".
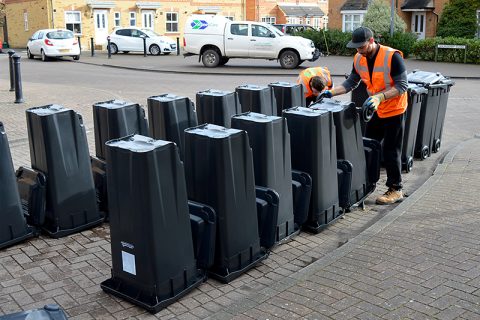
{"left": 433, "top": 139, "right": 441, "bottom": 153}
{"left": 406, "top": 158, "right": 413, "bottom": 173}
{"left": 421, "top": 146, "right": 429, "bottom": 160}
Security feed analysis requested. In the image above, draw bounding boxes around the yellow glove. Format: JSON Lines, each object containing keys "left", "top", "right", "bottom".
{"left": 365, "top": 93, "right": 386, "bottom": 110}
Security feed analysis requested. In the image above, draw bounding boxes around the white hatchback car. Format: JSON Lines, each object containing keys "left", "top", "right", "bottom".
{"left": 108, "top": 27, "right": 177, "bottom": 55}
{"left": 27, "top": 29, "right": 80, "bottom": 61}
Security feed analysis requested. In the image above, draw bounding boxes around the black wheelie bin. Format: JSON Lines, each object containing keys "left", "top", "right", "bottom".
{"left": 283, "top": 107, "right": 340, "bottom": 233}
{"left": 236, "top": 84, "right": 277, "bottom": 115}
{"left": 402, "top": 84, "right": 427, "bottom": 172}
{"left": 350, "top": 80, "right": 370, "bottom": 135}
{"left": 92, "top": 100, "right": 149, "bottom": 216}
{"left": 407, "top": 70, "right": 455, "bottom": 158}
{"left": 311, "top": 99, "right": 371, "bottom": 208}
{"left": 268, "top": 82, "right": 305, "bottom": 114}
{"left": 0, "top": 122, "right": 35, "bottom": 250}
{"left": 147, "top": 94, "right": 198, "bottom": 160}
{"left": 184, "top": 124, "right": 267, "bottom": 282}
{"left": 196, "top": 89, "right": 241, "bottom": 127}
{"left": 231, "top": 112, "right": 296, "bottom": 245}
{"left": 26, "top": 105, "right": 103, "bottom": 238}
{"left": 101, "top": 135, "right": 204, "bottom": 313}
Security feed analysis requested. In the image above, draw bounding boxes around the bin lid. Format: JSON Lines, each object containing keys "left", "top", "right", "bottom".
{"left": 197, "top": 89, "right": 234, "bottom": 97}
{"left": 283, "top": 106, "right": 329, "bottom": 117}
{"left": 106, "top": 134, "right": 171, "bottom": 152}
{"left": 232, "top": 112, "right": 282, "bottom": 123}
{"left": 407, "top": 83, "right": 428, "bottom": 95}
{"left": 94, "top": 100, "right": 136, "bottom": 109}
{"left": 27, "top": 105, "right": 70, "bottom": 116}
{"left": 268, "top": 82, "right": 299, "bottom": 88}
{"left": 310, "top": 99, "right": 347, "bottom": 112}
{"left": 148, "top": 94, "right": 188, "bottom": 102}
{"left": 236, "top": 84, "right": 269, "bottom": 91}
{"left": 185, "top": 123, "right": 242, "bottom": 139}
{"left": 407, "top": 70, "right": 445, "bottom": 85}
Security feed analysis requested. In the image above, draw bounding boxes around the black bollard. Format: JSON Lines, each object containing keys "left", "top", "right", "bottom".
{"left": 12, "top": 54, "right": 24, "bottom": 104}
{"left": 176, "top": 37, "right": 180, "bottom": 55}
{"left": 107, "top": 36, "right": 111, "bottom": 59}
{"left": 78, "top": 36, "right": 82, "bottom": 54}
{"left": 90, "top": 37, "right": 95, "bottom": 57}
{"left": 8, "top": 50, "right": 15, "bottom": 92}
{"left": 142, "top": 35, "right": 147, "bottom": 57}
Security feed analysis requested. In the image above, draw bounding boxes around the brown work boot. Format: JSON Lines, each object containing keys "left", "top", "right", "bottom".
{"left": 376, "top": 188, "right": 403, "bottom": 205}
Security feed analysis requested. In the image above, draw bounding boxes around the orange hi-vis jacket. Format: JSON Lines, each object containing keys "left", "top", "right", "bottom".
{"left": 297, "top": 67, "right": 333, "bottom": 98}
{"left": 353, "top": 45, "right": 407, "bottom": 118}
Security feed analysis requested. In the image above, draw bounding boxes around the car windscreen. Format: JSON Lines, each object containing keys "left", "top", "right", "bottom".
{"left": 143, "top": 29, "right": 160, "bottom": 37}
{"left": 46, "top": 30, "right": 74, "bottom": 39}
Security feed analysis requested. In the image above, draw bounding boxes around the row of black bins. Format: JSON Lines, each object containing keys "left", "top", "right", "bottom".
{"left": 0, "top": 82, "right": 379, "bottom": 314}
{"left": 351, "top": 70, "right": 454, "bottom": 172}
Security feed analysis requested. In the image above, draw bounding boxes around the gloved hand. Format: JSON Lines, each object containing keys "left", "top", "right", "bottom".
{"left": 322, "top": 89, "right": 335, "bottom": 98}
{"left": 365, "top": 93, "right": 386, "bottom": 111}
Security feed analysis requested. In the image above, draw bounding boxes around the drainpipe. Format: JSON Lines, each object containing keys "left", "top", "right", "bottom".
{"left": 50, "top": 0, "right": 55, "bottom": 28}
{"left": 432, "top": 10, "right": 439, "bottom": 36}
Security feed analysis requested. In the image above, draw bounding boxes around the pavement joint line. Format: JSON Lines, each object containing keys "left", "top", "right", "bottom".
{"left": 211, "top": 137, "right": 476, "bottom": 318}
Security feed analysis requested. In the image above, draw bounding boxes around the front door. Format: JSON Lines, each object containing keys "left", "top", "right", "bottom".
{"left": 142, "top": 11, "right": 154, "bottom": 30}
{"left": 94, "top": 10, "right": 109, "bottom": 45}
{"left": 249, "top": 24, "right": 275, "bottom": 58}
{"left": 412, "top": 12, "right": 426, "bottom": 40}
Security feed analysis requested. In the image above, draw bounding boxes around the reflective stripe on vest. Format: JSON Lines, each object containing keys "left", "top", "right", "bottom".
{"left": 353, "top": 45, "right": 407, "bottom": 118}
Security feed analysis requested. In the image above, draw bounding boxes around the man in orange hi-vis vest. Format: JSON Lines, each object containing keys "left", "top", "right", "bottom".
{"left": 297, "top": 67, "right": 333, "bottom": 106}
{"left": 323, "top": 27, "right": 408, "bottom": 205}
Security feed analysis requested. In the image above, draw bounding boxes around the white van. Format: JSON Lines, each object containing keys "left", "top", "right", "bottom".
{"left": 183, "top": 15, "right": 320, "bottom": 69}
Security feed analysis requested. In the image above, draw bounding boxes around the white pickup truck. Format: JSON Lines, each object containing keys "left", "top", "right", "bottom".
{"left": 183, "top": 15, "right": 320, "bottom": 69}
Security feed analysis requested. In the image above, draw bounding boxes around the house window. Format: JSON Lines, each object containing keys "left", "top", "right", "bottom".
{"left": 305, "top": 18, "right": 311, "bottom": 25}
{"left": 166, "top": 12, "right": 178, "bottom": 32}
{"left": 261, "top": 16, "right": 276, "bottom": 24}
{"left": 114, "top": 12, "right": 121, "bottom": 27}
{"left": 24, "top": 12, "right": 28, "bottom": 31}
{"left": 313, "top": 17, "right": 321, "bottom": 29}
{"left": 342, "top": 12, "right": 364, "bottom": 32}
{"left": 65, "top": 11, "right": 82, "bottom": 34}
{"left": 225, "top": 16, "right": 234, "bottom": 21}
{"left": 129, "top": 12, "right": 136, "bottom": 26}
{"left": 287, "top": 17, "right": 300, "bottom": 24}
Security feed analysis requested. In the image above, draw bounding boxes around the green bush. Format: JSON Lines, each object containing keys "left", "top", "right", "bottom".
{"left": 379, "top": 32, "right": 418, "bottom": 58}
{"left": 363, "top": 0, "right": 406, "bottom": 35}
{"left": 437, "top": 0, "right": 480, "bottom": 38}
{"left": 413, "top": 37, "right": 480, "bottom": 64}
{"left": 296, "top": 29, "right": 356, "bottom": 56}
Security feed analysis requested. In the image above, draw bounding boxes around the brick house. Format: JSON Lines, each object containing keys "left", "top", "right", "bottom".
{"left": 245, "top": 0, "right": 328, "bottom": 29}
{"left": 4, "top": 0, "right": 245, "bottom": 48}
{"left": 328, "top": 0, "right": 453, "bottom": 39}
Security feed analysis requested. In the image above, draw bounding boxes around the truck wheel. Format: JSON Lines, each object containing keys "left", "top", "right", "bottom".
{"left": 280, "top": 50, "right": 299, "bottom": 69}
{"left": 202, "top": 49, "right": 220, "bottom": 68}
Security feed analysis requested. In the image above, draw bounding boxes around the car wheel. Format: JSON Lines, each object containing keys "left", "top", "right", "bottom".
{"left": 202, "top": 49, "right": 220, "bottom": 68}
{"left": 279, "top": 50, "right": 299, "bottom": 69}
{"left": 109, "top": 43, "right": 118, "bottom": 54}
{"left": 27, "top": 48, "right": 34, "bottom": 59}
{"left": 122, "top": 51, "right": 130, "bottom": 54}
{"left": 219, "top": 57, "right": 229, "bottom": 66}
{"left": 73, "top": 55, "right": 80, "bottom": 61}
{"left": 149, "top": 44, "right": 161, "bottom": 56}
{"left": 41, "top": 50, "right": 48, "bottom": 62}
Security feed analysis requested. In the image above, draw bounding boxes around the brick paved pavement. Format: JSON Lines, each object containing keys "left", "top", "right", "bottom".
{"left": 0, "top": 57, "right": 479, "bottom": 319}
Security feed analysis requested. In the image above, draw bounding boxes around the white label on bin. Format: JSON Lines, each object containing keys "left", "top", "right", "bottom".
{"left": 122, "top": 251, "right": 136, "bottom": 275}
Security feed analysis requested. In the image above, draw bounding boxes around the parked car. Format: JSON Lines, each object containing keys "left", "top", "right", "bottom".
{"left": 273, "top": 24, "right": 316, "bottom": 35}
{"left": 27, "top": 29, "right": 80, "bottom": 61}
{"left": 108, "top": 27, "right": 177, "bottom": 55}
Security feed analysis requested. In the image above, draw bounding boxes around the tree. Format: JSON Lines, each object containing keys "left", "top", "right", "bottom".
{"left": 437, "top": 0, "right": 480, "bottom": 38}
{"left": 362, "top": 0, "right": 406, "bottom": 37}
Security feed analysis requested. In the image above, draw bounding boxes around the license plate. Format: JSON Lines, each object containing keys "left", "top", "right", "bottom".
{"left": 59, "top": 49, "right": 70, "bottom": 53}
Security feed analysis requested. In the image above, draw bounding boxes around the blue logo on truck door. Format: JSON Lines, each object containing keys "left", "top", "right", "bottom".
{"left": 191, "top": 20, "right": 208, "bottom": 29}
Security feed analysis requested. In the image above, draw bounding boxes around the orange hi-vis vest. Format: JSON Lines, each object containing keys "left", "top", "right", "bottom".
{"left": 297, "top": 67, "right": 333, "bottom": 98}
{"left": 353, "top": 45, "right": 408, "bottom": 118}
